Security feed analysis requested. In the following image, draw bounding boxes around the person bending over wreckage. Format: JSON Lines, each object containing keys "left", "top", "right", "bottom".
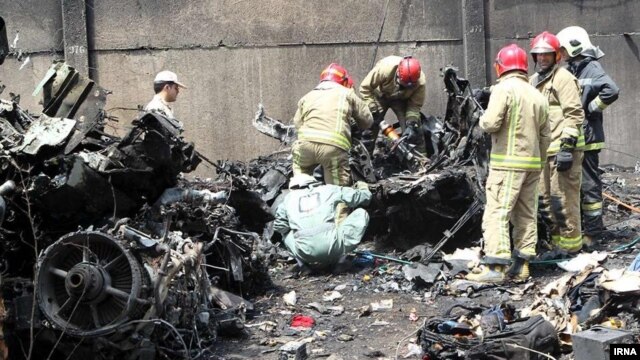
{"left": 466, "top": 44, "right": 550, "bottom": 284}
{"left": 273, "top": 174, "right": 371, "bottom": 273}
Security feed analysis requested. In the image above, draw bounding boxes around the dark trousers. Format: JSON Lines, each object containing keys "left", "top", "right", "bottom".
{"left": 581, "top": 150, "right": 603, "bottom": 236}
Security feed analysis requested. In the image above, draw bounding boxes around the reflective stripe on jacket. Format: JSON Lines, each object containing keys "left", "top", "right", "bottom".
{"left": 530, "top": 66, "right": 584, "bottom": 156}
{"left": 359, "top": 56, "right": 426, "bottom": 122}
{"left": 294, "top": 81, "right": 372, "bottom": 151}
{"left": 480, "top": 72, "right": 550, "bottom": 171}
{"left": 566, "top": 57, "right": 619, "bottom": 148}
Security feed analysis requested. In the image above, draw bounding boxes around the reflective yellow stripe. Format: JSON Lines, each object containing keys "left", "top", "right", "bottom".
{"left": 582, "top": 202, "right": 602, "bottom": 211}
{"left": 576, "top": 135, "right": 585, "bottom": 148}
{"left": 298, "top": 129, "right": 351, "bottom": 150}
{"left": 490, "top": 154, "right": 544, "bottom": 169}
{"left": 594, "top": 96, "right": 608, "bottom": 110}
{"left": 406, "top": 109, "right": 420, "bottom": 120}
{"left": 552, "top": 234, "right": 583, "bottom": 249}
{"left": 583, "top": 142, "right": 605, "bottom": 151}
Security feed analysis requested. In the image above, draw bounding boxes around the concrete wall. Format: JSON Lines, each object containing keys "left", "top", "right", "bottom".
{"left": 1, "top": 0, "right": 638, "bottom": 172}
{"left": 485, "top": 0, "right": 640, "bottom": 166}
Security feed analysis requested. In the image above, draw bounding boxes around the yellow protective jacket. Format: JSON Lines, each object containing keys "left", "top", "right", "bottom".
{"left": 529, "top": 66, "right": 585, "bottom": 156}
{"left": 294, "top": 81, "right": 373, "bottom": 152}
{"left": 359, "top": 55, "right": 426, "bottom": 122}
{"left": 480, "top": 72, "right": 550, "bottom": 171}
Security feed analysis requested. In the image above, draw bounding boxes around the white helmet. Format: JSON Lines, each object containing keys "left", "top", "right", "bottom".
{"left": 288, "top": 174, "right": 320, "bottom": 189}
{"left": 556, "top": 26, "right": 603, "bottom": 59}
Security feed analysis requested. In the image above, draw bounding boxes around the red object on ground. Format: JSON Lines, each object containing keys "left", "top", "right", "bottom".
{"left": 290, "top": 314, "right": 315, "bottom": 328}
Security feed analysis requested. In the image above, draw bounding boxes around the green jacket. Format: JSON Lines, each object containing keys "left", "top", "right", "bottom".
{"left": 273, "top": 184, "right": 371, "bottom": 267}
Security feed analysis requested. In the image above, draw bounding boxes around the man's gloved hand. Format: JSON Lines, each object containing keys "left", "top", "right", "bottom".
{"left": 403, "top": 121, "right": 419, "bottom": 142}
{"left": 368, "top": 102, "right": 384, "bottom": 124}
{"left": 587, "top": 97, "right": 604, "bottom": 114}
{"left": 556, "top": 150, "right": 573, "bottom": 172}
{"left": 355, "top": 181, "right": 369, "bottom": 191}
{"left": 472, "top": 87, "right": 492, "bottom": 108}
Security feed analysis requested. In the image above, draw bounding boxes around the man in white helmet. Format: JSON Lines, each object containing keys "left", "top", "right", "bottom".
{"left": 145, "top": 70, "right": 187, "bottom": 129}
{"left": 273, "top": 174, "right": 372, "bottom": 272}
{"left": 556, "top": 26, "right": 620, "bottom": 247}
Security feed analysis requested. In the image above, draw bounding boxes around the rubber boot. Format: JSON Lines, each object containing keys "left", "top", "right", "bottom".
{"left": 507, "top": 257, "right": 530, "bottom": 282}
{"left": 466, "top": 264, "right": 506, "bottom": 284}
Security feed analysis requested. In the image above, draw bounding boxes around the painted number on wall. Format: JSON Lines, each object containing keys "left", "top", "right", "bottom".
{"left": 67, "top": 45, "right": 86, "bottom": 54}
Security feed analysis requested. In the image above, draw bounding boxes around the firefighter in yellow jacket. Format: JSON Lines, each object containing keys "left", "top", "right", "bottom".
{"left": 529, "top": 32, "right": 585, "bottom": 254}
{"left": 467, "top": 44, "right": 550, "bottom": 283}
{"left": 359, "top": 55, "right": 426, "bottom": 154}
{"left": 292, "top": 63, "right": 373, "bottom": 186}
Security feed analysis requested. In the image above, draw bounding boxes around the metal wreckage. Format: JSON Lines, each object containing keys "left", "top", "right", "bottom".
{"left": 0, "top": 55, "right": 489, "bottom": 359}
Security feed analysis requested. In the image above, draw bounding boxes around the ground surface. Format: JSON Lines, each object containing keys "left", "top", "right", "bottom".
{"left": 212, "top": 169, "right": 640, "bottom": 359}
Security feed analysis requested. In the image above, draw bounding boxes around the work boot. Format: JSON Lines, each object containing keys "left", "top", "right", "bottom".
{"left": 582, "top": 235, "right": 594, "bottom": 250}
{"left": 507, "top": 259, "right": 530, "bottom": 282}
{"left": 465, "top": 264, "right": 506, "bottom": 284}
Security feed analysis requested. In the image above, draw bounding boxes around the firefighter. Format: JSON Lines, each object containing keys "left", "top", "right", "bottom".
{"left": 529, "top": 31, "right": 585, "bottom": 254}
{"left": 466, "top": 44, "right": 550, "bottom": 283}
{"left": 145, "top": 70, "right": 187, "bottom": 128}
{"left": 273, "top": 174, "right": 372, "bottom": 272}
{"left": 359, "top": 55, "right": 427, "bottom": 155}
{"left": 292, "top": 63, "right": 373, "bottom": 186}
{"left": 556, "top": 26, "right": 620, "bottom": 247}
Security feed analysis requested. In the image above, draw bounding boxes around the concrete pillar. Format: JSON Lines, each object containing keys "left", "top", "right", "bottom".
{"left": 461, "top": 0, "right": 487, "bottom": 88}
{"left": 61, "top": 0, "right": 89, "bottom": 76}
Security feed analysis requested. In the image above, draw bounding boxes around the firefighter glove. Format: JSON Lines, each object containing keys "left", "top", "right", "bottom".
{"left": 472, "top": 87, "right": 492, "bottom": 108}
{"left": 355, "top": 181, "right": 369, "bottom": 191}
{"left": 560, "top": 136, "right": 577, "bottom": 151}
{"left": 556, "top": 150, "right": 573, "bottom": 172}
{"left": 403, "top": 121, "right": 419, "bottom": 142}
{"left": 368, "top": 102, "right": 384, "bottom": 124}
{"left": 587, "top": 98, "right": 602, "bottom": 114}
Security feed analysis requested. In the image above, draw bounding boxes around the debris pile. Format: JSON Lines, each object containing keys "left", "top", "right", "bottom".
{"left": 0, "top": 62, "right": 274, "bottom": 359}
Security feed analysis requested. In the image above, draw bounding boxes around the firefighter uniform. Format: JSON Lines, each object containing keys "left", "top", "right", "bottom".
{"left": 479, "top": 72, "right": 550, "bottom": 265}
{"left": 273, "top": 178, "right": 372, "bottom": 270}
{"left": 566, "top": 57, "right": 619, "bottom": 238}
{"left": 292, "top": 81, "right": 373, "bottom": 186}
{"left": 359, "top": 56, "right": 426, "bottom": 154}
{"left": 530, "top": 65, "right": 585, "bottom": 252}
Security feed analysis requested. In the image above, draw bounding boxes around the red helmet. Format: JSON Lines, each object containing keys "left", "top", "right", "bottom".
{"left": 346, "top": 76, "right": 354, "bottom": 89}
{"left": 320, "top": 63, "right": 350, "bottom": 87}
{"left": 396, "top": 56, "right": 421, "bottom": 88}
{"left": 530, "top": 31, "right": 561, "bottom": 62}
{"left": 494, "top": 44, "right": 528, "bottom": 77}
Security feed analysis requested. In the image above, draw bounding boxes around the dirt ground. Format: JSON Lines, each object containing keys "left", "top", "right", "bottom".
{"left": 212, "top": 168, "right": 640, "bottom": 359}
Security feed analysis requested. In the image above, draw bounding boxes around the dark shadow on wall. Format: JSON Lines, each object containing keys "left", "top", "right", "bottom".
{"left": 85, "top": 0, "right": 97, "bottom": 80}
{"left": 624, "top": 34, "right": 640, "bottom": 62}
{"left": 493, "top": 0, "right": 635, "bottom": 11}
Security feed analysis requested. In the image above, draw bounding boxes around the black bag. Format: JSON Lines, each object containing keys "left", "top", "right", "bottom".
{"left": 419, "top": 314, "right": 559, "bottom": 360}
{"left": 466, "top": 315, "right": 559, "bottom": 360}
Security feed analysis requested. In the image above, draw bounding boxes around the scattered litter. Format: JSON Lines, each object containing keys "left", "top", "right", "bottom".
{"left": 337, "top": 334, "right": 354, "bottom": 342}
{"left": 284, "top": 290, "right": 298, "bottom": 306}
{"left": 557, "top": 251, "right": 608, "bottom": 272}
{"left": 599, "top": 268, "right": 640, "bottom": 294}
{"left": 327, "top": 305, "right": 345, "bottom": 316}
{"left": 370, "top": 299, "right": 393, "bottom": 311}
{"left": 307, "top": 302, "right": 327, "bottom": 314}
{"left": 371, "top": 320, "right": 390, "bottom": 326}
{"left": 403, "top": 343, "right": 423, "bottom": 358}
{"left": 402, "top": 262, "right": 443, "bottom": 285}
{"left": 279, "top": 341, "right": 308, "bottom": 360}
{"left": 323, "top": 290, "right": 343, "bottom": 302}
{"left": 334, "top": 284, "right": 348, "bottom": 291}
{"left": 291, "top": 314, "right": 315, "bottom": 329}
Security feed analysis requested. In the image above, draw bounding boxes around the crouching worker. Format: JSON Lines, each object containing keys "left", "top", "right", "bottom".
{"left": 273, "top": 174, "right": 372, "bottom": 272}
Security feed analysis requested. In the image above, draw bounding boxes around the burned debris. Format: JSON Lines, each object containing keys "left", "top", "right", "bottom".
{"left": 0, "top": 62, "right": 274, "bottom": 359}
